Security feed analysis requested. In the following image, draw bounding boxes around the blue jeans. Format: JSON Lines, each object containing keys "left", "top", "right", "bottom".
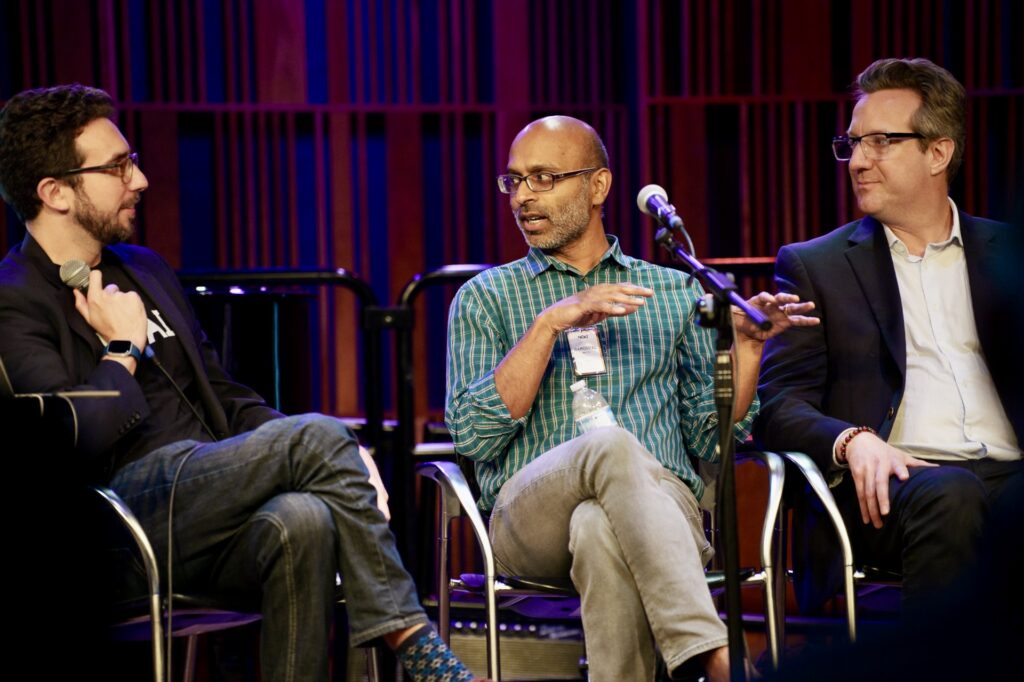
{"left": 110, "top": 414, "right": 427, "bottom": 682}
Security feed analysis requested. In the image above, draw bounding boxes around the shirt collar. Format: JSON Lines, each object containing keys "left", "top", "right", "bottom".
{"left": 883, "top": 197, "right": 962, "bottom": 255}
{"left": 523, "top": 234, "right": 632, "bottom": 278}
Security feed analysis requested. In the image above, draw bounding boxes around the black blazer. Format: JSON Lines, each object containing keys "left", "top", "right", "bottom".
{"left": 0, "top": 234, "right": 282, "bottom": 475}
{"left": 754, "top": 210, "right": 1022, "bottom": 610}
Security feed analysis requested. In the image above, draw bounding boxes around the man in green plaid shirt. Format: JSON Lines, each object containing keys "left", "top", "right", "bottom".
{"left": 445, "top": 116, "right": 815, "bottom": 682}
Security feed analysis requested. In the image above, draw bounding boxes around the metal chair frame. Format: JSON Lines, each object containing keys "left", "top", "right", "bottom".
{"left": 417, "top": 448, "right": 789, "bottom": 681}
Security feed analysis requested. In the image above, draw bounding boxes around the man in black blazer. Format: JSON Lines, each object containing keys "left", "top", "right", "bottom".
{"left": 756, "top": 58, "right": 1022, "bottom": 619}
{"left": 0, "top": 85, "right": 480, "bottom": 682}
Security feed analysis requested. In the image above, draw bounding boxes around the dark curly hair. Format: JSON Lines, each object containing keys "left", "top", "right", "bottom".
{"left": 854, "top": 58, "right": 966, "bottom": 184}
{"left": 0, "top": 84, "right": 114, "bottom": 221}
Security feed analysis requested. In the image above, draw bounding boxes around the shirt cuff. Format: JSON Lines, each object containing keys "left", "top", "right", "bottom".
{"left": 464, "top": 370, "right": 530, "bottom": 427}
{"left": 732, "top": 394, "right": 759, "bottom": 442}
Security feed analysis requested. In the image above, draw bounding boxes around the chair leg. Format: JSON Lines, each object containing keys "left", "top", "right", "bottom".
{"left": 756, "top": 451, "right": 786, "bottom": 671}
{"left": 183, "top": 634, "right": 199, "bottom": 682}
{"left": 365, "top": 646, "right": 380, "bottom": 682}
{"left": 772, "top": 509, "right": 788, "bottom": 662}
{"left": 484, "top": 571, "right": 501, "bottom": 682}
{"left": 438, "top": 514, "right": 451, "bottom": 645}
{"left": 780, "top": 451, "right": 859, "bottom": 644}
{"left": 150, "top": 593, "right": 165, "bottom": 682}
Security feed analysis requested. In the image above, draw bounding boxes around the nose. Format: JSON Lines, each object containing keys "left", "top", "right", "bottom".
{"left": 848, "top": 140, "right": 872, "bottom": 172}
{"left": 130, "top": 164, "right": 149, "bottom": 192}
{"left": 511, "top": 179, "right": 536, "bottom": 209}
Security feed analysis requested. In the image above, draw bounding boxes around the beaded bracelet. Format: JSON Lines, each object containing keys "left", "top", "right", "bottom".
{"left": 837, "top": 426, "right": 876, "bottom": 464}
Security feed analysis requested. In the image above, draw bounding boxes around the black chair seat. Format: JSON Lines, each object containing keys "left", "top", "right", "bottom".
{"left": 110, "top": 594, "right": 261, "bottom": 641}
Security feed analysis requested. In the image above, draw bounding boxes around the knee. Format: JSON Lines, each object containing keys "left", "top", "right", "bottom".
{"left": 907, "top": 466, "right": 986, "bottom": 515}
{"left": 568, "top": 500, "right": 618, "bottom": 560}
{"left": 902, "top": 467, "right": 987, "bottom": 540}
{"left": 292, "top": 413, "right": 357, "bottom": 448}
{"left": 257, "top": 492, "right": 337, "bottom": 560}
{"left": 575, "top": 426, "right": 655, "bottom": 469}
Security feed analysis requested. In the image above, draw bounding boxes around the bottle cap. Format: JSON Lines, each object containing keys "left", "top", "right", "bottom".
{"left": 570, "top": 380, "right": 586, "bottom": 392}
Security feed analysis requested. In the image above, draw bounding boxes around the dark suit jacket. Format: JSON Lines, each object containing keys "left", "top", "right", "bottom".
{"left": 754, "top": 210, "right": 1022, "bottom": 610}
{"left": 0, "top": 234, "right": 282, "bottom": 478}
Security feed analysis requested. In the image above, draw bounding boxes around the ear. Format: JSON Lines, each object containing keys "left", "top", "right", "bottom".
{"left": 928, "top": 137, "right": 954, "bottom": 178}
{"left": 590, "top": 167, "right": 613, "bottom": 206}
{"left": 36, "top": 177, "right": 72, "bottom": 214}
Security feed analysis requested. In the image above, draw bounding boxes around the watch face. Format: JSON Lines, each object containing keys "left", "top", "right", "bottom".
{"left": 107, "top": 340, "right": 134, "bottom": 354}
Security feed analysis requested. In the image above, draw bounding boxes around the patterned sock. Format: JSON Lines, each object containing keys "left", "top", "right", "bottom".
{"left": 395, "top": 623, "right": 475, "bottom": 682}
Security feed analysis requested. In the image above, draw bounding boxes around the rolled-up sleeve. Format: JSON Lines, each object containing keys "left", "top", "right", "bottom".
{"left": 676, "top": 288, "right": 759, "bottom": 463}
{"left": 444, "top": 283, "right": 528, "bottom": 462}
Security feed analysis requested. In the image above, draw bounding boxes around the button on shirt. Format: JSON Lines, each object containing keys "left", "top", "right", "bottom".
{"left": 885, "top": 200, "right": 1020, "bottom": 461}
{"left": 445, "top": 236, "right": 757, "bottom": 510}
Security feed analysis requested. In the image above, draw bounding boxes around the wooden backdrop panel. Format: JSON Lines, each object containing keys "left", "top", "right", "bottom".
{"left": 1, "top": 0, "right": 1021, "bottom": 421}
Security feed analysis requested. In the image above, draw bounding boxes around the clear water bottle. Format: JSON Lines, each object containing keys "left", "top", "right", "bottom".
{"left": 571, "top": 379, "right": 617, "bottom": 433}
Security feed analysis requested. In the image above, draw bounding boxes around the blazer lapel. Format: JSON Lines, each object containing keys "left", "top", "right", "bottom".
{"left": 844, "top": 216, "right": 906, "bottom": 379}
{"left": 112, "top": 250, "right": 231, "bottom": 436}
{"left": 960, "top": 212, "right": 999, "bottom": 364}
{"left": 21, "top": 235, "right": 104, "bottom": 357}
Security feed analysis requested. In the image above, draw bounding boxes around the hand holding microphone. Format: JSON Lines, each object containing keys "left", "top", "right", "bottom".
{"left": 61, "top": 260, "right": 148, "bottom": 352}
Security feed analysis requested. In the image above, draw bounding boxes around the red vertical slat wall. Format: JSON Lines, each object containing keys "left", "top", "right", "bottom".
{"left": 0, "top": 0, "right": 1021, "bottom": 417}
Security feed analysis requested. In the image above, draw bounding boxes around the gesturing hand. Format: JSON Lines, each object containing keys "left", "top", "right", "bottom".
{"left": 539, "top": 283, "right": 654, "bottom": 334}
{"left": 732, "top": 292, "right": 819, "bottom": 342}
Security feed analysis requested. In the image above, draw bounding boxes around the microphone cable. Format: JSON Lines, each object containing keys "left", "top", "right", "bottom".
{"left": 63, "top": 259, "right": 227, "bottom": 679}
{"left": 139, "top": 346, "right": 218, "bottom": 682}
{"left": 163, "top": 444, "right": 201, "bottom": 682}
{"left": 142, "top": 347, "right": 219, "bottom": 442}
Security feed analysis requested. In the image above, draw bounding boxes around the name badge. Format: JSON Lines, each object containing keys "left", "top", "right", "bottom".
{"left": 566, "top": 326, "right": 607, "bottom": 376}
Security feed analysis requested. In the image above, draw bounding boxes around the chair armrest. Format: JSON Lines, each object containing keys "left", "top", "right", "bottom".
{"left": 90, "top": 486, "right": 166, "bottom": 681}
{"left": 91, "top": 486, "right": 161, "bottom": 599}
{"left": 415, "top": 460, "right": 496, "bottom": 580}
{"left": 736, "top": 450, "right": 786, "bottom": 571}
{"left": 773, "top": 452, "right": 855, "bottom": 570}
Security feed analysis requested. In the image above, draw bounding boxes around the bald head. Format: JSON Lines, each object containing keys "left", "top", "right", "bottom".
{"left": 511, "top": 116, "right": 609, "bottom": 170}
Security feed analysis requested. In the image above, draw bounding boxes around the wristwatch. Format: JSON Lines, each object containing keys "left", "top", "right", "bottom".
{"left": 103, "top": 339, "right": 143, "bottom": 362}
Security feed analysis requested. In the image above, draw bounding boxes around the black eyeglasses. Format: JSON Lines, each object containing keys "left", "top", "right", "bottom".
{"left": 56, "top": 152, "right": 139, "bottom": 184}
{"left": 832, "top": 133, "right": 924, "bottom": 161}
{"left": 496, "top": 167, "right": 598, "bottom": 194}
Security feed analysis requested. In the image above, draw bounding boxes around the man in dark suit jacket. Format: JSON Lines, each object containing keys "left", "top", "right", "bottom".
{"left": 756, "top": 58, "right": 1022, "bottom": 619}
{"left": 0, "top": 84, "right": 481, "bottom": 682}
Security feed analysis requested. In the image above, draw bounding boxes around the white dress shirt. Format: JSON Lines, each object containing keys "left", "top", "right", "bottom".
{"left": 885, "top": 199, "right": 1019, "bottom": 461}
{"left": 833, "top": 199, "right": 1020, "bottom": 465}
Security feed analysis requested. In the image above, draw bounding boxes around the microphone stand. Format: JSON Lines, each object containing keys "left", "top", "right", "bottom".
{"left": 652, "top": 226, "right": 771, "bottom": 682}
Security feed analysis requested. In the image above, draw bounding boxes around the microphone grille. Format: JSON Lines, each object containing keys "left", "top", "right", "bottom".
{"left": 59, "top": 259, "right": 91, "bottom": 291}
{"left": 636, "top": 184, "right": 668, "bottom": 215}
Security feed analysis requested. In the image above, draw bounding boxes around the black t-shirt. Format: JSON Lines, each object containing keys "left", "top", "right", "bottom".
{"left": 99, "top": 257, "right": 214, "bottom": 470}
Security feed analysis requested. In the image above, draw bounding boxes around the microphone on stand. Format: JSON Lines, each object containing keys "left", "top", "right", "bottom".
{"left": 59, "top": 259, "right": 91, "bottom": 292}
{"left": 636, "top": 184, "right": 685, "bottom": 232}
{"left": 637, "top": 184, "right": 695, "bottom": 256}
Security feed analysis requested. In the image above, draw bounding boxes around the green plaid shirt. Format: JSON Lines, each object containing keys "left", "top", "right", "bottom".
{"left": 445, "top": 236, "right": 757, "bottom": 510}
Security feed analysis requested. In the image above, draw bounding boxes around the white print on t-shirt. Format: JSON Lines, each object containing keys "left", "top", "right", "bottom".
{"left": 147, "top": 309, "right": 176, "bottom": 346}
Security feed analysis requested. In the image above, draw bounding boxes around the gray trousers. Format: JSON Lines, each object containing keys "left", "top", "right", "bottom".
{"left": 488, "top": 426, "right": 727, "bottom": 682}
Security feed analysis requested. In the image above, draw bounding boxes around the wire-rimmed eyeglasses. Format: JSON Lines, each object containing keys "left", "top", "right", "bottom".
{"left": 496, "top": 167, "right": 598, "bottom": 194}
{"left": 832, "top": 133, "right": 924, "bottom": 161}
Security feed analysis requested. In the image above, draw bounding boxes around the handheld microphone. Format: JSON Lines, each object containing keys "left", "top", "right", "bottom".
{"left": 59, "top": 259, "right": 91, "bottom": 292}
{"left": 636, "top": 184, "right": 685, "bottom": 231}
{"left": 59, "top": 259, "right": 158, "bottom": 360}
